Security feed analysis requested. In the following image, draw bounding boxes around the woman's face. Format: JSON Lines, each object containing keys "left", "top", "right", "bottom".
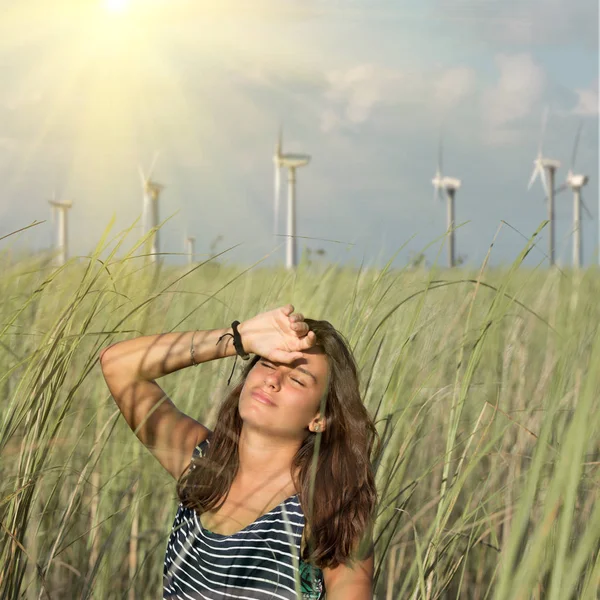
{"left": 238, "top": 346, "right": 330, "bottom": 439}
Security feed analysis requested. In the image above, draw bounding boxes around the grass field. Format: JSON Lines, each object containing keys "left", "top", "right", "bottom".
{"left": 1, "top": 225, "right": 599, "bottom": 599}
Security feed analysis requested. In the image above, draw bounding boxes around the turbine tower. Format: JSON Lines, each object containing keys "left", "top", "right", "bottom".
{"left": 48, "top": 194, "right": 72, "bottom": 267}
{"left": 565, "top": 123, "right": 591, "bottom": 269}
{"left": 272, "top": 127, "right": 311, "bottom": 270}
{"left": 432, "top": 138, "right": 462, "bottom": 268}
{"left": 528, "top": 108, "right": 561, "bottom": 267}
{"left": 185, "top": 235, "right": 196, "bottom": 265}
{"left": 139, "top": 154, "right": 164, "bottom": 264}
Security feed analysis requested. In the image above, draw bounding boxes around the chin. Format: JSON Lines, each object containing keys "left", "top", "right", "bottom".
{"left": 238, "top": 394, "right": 267, "bottom": 425}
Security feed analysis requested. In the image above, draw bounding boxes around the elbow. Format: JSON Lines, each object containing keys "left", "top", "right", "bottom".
{"left": 99, "top": 344, "right": 115, "bottom": 371}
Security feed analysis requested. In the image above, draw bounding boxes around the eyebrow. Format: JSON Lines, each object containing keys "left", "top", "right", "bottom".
{"left": 295, "top": 366, "right": 318, "bottom": 384}
{"left": 262, "top": 359, "right": 318, "bottom": 384}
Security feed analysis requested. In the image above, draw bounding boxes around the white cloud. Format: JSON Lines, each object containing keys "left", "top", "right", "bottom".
{"left": 481, "top": 53, "right": 546, "bottom": 145}
{"left": 320, "top": 63, "right": 476, "bottom": 132}
{"left": 320, "top": 108, "right": 342, "bottom": 133}
{"left": 432, "top": 67, "right": 477, "bottom": 111}
{"left": 572, "top": 82, "right": 599, "bottom": 116}
{"left": 323, "top": 64, "right": 402, "bottom": 127}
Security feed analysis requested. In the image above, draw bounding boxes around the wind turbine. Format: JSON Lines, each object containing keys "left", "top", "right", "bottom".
{"left": 528, "top": 108, "right": 561, "bottom": 267}
{"left": 139, "top": 153, "right": 164, "bottom": 264}
{"left": 272, "top": 127, "right": 311, "bottom": 270}
{"left": 185, "top": 235, "right": 196, "bottom": 265}
{"left": 564, "top": 123, "right": 591, "bottom": 269}
{"left": 432, "top": 138, "right": 462, "bottom": 268}
{"left": 48, "top": 194, "right": 72, "bottom": 267}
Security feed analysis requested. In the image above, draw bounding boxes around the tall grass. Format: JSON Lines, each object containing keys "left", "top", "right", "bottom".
{"left": 0, "top": 224, "right": 599, "bottom": 599}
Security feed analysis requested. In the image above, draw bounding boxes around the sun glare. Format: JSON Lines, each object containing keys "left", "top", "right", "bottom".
{"left": 105, "top": 0, "right": 130, "bottom": 14}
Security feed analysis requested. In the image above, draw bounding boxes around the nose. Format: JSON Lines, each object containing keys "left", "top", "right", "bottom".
{"left": 264, "top": 368, "right": 281, "bottom": 390}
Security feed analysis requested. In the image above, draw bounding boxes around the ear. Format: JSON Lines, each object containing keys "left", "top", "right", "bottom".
{"left": 308, "top": 414, "right": 326, "bottom": 433}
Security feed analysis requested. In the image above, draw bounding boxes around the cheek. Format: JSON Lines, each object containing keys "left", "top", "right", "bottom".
{"left": 283, "top": 389, "right": 321, "bottom": 419}
{"left": 242, "top": 369, "right": 260, "bottom": 389}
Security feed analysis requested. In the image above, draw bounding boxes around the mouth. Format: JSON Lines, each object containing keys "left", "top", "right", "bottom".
{"left": 251, "top": 390, "right": 276, "bottom": 407}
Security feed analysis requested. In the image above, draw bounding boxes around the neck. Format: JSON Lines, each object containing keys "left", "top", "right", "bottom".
{"left": 236, "top": 425, "right": 302, "bottom": 487}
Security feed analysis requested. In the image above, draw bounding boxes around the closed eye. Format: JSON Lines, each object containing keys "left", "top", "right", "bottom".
{"left": 261, "top": 361, "right": 306, "bottom": 386}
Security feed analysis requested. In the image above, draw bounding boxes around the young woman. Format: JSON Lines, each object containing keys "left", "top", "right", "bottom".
{"left": 100, "top": 304, "right": 378, "bottom": 599}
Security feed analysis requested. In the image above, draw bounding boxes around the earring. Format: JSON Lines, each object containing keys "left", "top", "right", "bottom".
{"left": 314, "top": 424, "right": 320, "bottom": 433}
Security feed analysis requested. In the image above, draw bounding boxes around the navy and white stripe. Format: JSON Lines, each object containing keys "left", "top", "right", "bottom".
{"left": 163, "top": 441, "right": 325, "bottom": 599}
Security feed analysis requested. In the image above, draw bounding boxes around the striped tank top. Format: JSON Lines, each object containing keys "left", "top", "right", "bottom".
{"left": 163, "top": 439, "right": 325, "bottom": 599}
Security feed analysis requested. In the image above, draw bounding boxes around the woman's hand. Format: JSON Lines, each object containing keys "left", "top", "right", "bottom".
{"left": 238, "top": 304, "right": 317, "bottom": 364}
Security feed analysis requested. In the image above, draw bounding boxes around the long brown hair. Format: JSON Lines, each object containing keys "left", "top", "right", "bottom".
{"left": 176, "top": 318, "right": 379, "bottom": 569}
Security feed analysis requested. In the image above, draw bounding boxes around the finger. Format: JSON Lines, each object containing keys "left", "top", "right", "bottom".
{"left": 282, "top": 304, "right": 295, "bottom": 316}
{"left": 270, "top": 349, "right": 304, "bottom": 364}
{"left": 297, "top": 331, "right": 317, "bottom": 349}
{"left": 291, "top": 313, "right": 304, "bottom": 322}
{"left": 292, "top": 322, "right": 309, "bottom": 333}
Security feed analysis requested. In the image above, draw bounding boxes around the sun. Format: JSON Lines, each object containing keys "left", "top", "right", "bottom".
{"left": 105, "top": 0, "right": 130, "bottom": 14}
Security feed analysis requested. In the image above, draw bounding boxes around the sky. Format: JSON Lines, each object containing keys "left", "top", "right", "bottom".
{"left": 0, "top": 0, "right": 598, "bottom": 269}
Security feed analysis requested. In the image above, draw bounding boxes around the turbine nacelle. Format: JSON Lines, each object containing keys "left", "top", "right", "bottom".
{"left": 567, "top": 171, "right": 588, "bottom": 189}
{"left": 432, "top": 175, "right": 461, "bottom": 193}
{"left": 535, "top": 156, "right": 561, "bottom": 171}
{"left": 442, "top": 177, "right": 461, "bottom": 191}
{"left": 279, "top": 153, "right": 311, "bottom": 169}
{"left": 273, "top": 129, "right": 311, "bottom": 169}
{"left": 144, "top": 181, "right": 164, "bottom": 201}
{"left": 48, "top": 199, "right": 72, "bottom": 209}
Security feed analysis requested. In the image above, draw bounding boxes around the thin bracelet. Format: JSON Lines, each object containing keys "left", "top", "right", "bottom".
{"left": 190, "top": 331, "right": 199, "bottom": 366}
{"left": 214, "top": 323, "right": 250, "bottom": 385}
{"left": 216, "top": 330, "right": 237, "bottom": 385}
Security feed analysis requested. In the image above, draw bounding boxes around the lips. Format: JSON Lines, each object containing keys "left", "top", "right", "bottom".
{"left": 252, "top": 390, "right": 276, "bottom": 407}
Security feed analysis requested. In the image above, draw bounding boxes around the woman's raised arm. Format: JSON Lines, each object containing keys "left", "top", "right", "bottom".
{"left": 99, "top": 327, "right": 238, "bottom": 480}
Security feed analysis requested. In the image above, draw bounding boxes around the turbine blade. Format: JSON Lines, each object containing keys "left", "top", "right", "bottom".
{"left": 274, "top": 165, "right": 281, "bottom": 237}
{"left": 528, "top": 164, "right": 540, "bottom": 190}
{"left": 571, "top": 120, "right": 583, "bottom": 171}
{"left": 581, "top": 194, "right": 593, "bottom": 220}
{"left": 278, "top": 123, "right": 283, "bottom": 156}
{"left": 147, "top": 151, "right": 160, "bottom": 181}
{"left": 540, "top": 167, "right": 549, "bottom": 198}
{"left": 538, "top": 105, "right": 549, "bottom": 155}
{"left": 138, "top": 165, "right": 146, "bottom": 186}
{"left": 434, "top": 123, "right": 446, "bottom": 205}
{"left": 555, "top": 183, "right": 568, "bottom": 195}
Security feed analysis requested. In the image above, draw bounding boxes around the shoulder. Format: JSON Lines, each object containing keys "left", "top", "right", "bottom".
{"left": 322, "top": 550, "right": 374, "bottom": 599}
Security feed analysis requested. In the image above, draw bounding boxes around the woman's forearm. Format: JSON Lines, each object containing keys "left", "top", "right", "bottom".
{"left": 99, "top": 325, "right": 245, "bottom": 380}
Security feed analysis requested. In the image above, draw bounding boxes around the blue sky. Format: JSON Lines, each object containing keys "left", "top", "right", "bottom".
{"left": 0, "top": 0, "right": 598, "bottom": 269}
